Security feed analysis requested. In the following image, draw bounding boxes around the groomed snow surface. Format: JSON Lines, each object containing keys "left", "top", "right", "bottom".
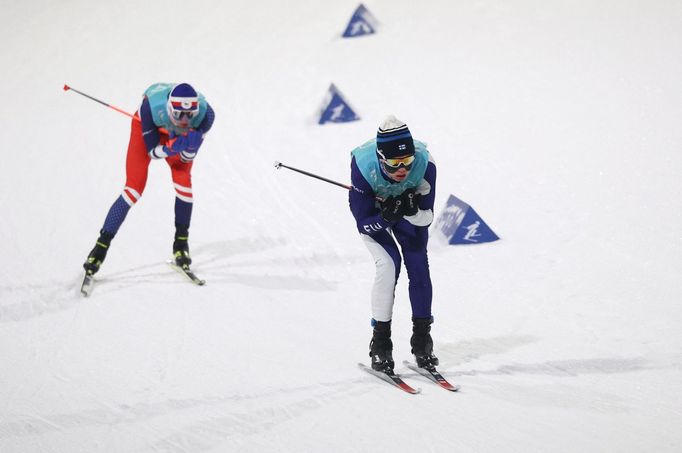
{"left": 1, "top": 1, "right": 681, "bottom": 452}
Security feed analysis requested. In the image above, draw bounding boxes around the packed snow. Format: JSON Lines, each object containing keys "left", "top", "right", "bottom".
{"left": 1, "top": 1, "right": 681, "bottom": 452}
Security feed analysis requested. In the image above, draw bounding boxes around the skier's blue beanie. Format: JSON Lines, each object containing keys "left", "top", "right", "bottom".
{"left": 170, "top": 83, "right": 197, "bottom": 100}
{"left": 376, "top": 115, "right": 415, "bottom": 159}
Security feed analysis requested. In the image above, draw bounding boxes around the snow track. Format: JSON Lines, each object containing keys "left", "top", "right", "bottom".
{"left": 2, "top": 0, "right": 682, "bottom": 452}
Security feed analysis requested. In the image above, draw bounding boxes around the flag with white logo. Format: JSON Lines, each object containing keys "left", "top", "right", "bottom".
{"left": 342, "top": 4, "right": 378, "bottom": 38}
{"left": 433, "top": 194, "right": 499, "bottom": 245}
{"left": 318, "top": 84, "right": 360, "bottom": 125}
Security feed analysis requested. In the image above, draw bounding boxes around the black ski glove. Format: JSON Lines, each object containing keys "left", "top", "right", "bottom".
{"left": 380, "top": 196, "right": 404, "bottom": 223}
{"left": 401, "top": 188, "right": 421, "bottom": 216}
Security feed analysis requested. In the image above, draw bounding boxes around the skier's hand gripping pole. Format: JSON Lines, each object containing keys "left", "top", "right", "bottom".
{"left": 63, "top": 84, "right": 169, "bottom": 135}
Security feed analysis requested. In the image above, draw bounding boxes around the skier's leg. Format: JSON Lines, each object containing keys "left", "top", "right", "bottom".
{"left": 361, "top": 230, "right": 401, "bottom": 322}
{"left": 167, "top": 156, "right": 194, "bottom": 266}
{"left": 84, "top": 119, "right": 150, "bottom": 274}
{"left": 394, "top": 226, "right": 438, "bottom": 368}
{"left": 102, "top": 119, "right": 151, "bottom": 235}
{"left": 361, "top": 230, "right": 401, "bottom": 371}
{"left": 393, "top": 226, "right": 432, "bottom": 318}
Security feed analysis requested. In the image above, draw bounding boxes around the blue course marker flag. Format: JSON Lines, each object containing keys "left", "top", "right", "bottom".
{"left": 433, "top": 194, "right": 500, "bottom": 245}
{"left": 342, "top": 4, "right": 378, "bottom": 38}
{"left": 318, "top": 84, "right": 360, "bottom": 125}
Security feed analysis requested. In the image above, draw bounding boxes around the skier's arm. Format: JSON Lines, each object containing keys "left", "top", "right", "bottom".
{"left": 138, "top": 97, "right": 173, "bottom": 159}
{"left": 349, "top": 157, "right": 392, "bottom": 235}
{"left": 177, "top": 103, "right": 215, "bottom": 162}
{"left": 140, "top": 98, "right": 215, "bottom": 160}
{"left": 139, "top": 98, "right": 160, "bottom": 148}
{"left": 404, "top": 160, "right": 436, "bottom": 227}
{"left": 197, "top": 103, "right": 215, "bottom": 134}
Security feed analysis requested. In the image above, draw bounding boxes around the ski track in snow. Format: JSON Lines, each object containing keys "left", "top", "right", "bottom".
{"left": 2, "top": 0, "right": 682, "bottom": 452}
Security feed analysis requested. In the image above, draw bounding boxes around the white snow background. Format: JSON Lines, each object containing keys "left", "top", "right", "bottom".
{"left": 1, "top": 1, "right": 681, "bottom": 452}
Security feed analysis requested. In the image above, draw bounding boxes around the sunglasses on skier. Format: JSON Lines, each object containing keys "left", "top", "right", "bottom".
{"left": 381, "top": 155, "right": 415, "bottom": 173}
{"left": 169, "top": 101, "right": 199, "bottom": 120}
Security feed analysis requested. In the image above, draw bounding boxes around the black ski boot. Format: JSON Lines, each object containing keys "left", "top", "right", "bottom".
{"left": 411, "top": 317, "right": 440, "bottom": 370}
{"left": 83, "top": 230, "right": 114, "bottom": 276}
{"left": 173, "top": 225, "right": 192, "bottom": 269}
{"left": 369, "top": 320, "right": 394, "bottom": 373}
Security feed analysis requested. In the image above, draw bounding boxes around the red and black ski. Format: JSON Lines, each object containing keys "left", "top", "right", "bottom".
{"left": 358, "top": 363, "right": 421, "bottom": 394}
{"left": 403, "top": 360, "right": 460, "bottom": 392}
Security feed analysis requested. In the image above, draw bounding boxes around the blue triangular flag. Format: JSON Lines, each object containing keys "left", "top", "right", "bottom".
{"left": 318, "top": 84, "right": 360, "bottom": 124}
{"left": 342, "top": 4, "right": 377, "bottom": 38}
{"left": 433, "top": 194, "right": 499, "bottom": 245}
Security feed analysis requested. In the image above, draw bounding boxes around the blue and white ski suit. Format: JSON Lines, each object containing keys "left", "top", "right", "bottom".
{"left": 349, "top": 139, "right": 437, "bottom": 322}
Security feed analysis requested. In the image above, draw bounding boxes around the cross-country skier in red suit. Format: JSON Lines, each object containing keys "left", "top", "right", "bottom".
{"left": 83, "top": 83, "right": 215, "bottom": 275}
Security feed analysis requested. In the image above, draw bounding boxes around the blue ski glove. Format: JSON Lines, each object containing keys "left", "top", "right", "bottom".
{"left": 186, "top": 130, "right": 203, "bottom": 153}
{"left": 149, "top": 133, "right": 194, "bottom": 159}
{"left": 164, "top": 133, "right": 190, "bottom": 156}
{"left": 179, "top": 130, "right": 203, "bottom": 161}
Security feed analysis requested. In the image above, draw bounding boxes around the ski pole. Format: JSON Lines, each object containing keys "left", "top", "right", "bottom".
{"left": 274, "top": 161, "right": 352, "bottom": 190}
{"left": 63, "top": 84, "right": 169, "bottom": 135}
{"left": 274, "top": 161, "right": 383, "bottom": 201}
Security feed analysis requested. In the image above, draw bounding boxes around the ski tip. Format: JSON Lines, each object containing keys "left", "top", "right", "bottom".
{"left": 399, "top": 383, "right": 422, "bottom": 394}
{"left": 80, "top": 273, "right": 94, "bottom": 297}
{"left": 440, "top": 382, "right": 461, "bottom": 392}
{"left": 398, "top": 383, "right": 422, "bottom": 394}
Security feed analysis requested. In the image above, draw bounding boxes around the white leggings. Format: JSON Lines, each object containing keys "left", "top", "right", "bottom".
{"left": 362, "top": 233, "right": 398, "bottom": 322}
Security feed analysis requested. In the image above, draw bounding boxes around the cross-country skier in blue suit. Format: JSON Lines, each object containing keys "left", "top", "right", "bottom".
{"left": 349, "top": 115, "right": 439, "bottom": 373}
